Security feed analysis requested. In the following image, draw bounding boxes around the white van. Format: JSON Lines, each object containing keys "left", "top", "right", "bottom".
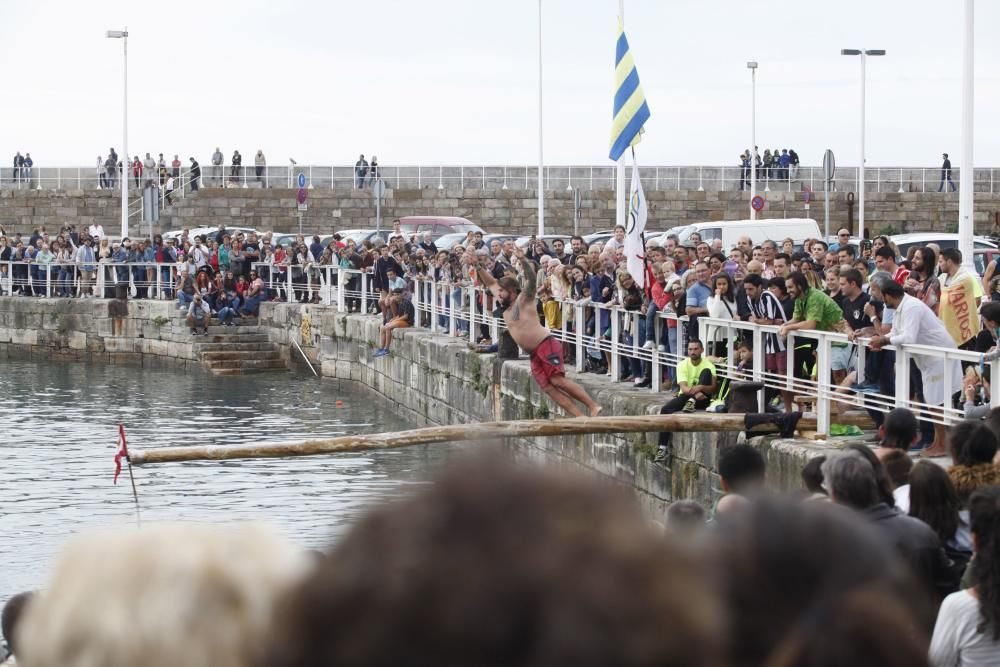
{"left": 660, "top": 218, "right": 821, "bottom": 250}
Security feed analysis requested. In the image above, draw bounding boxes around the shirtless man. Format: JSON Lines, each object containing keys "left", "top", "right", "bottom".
{"left": 467, "top": 246, "right": 602, "bottom": 418}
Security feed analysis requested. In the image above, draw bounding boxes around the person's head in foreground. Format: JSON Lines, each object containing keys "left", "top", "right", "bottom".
{"left": 267, "top": 454, "right": 722, "bottom": 667}
{"left": 17, "top": 523, "right": 308, "bottom": 667}
{"left": 714, "top": 495, "right": 932, "bottom": 667}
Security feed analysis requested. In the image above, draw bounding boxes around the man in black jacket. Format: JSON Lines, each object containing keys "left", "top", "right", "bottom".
{"left": 822, "top": 452, "right": 957, "bottom": 602}
{"left": 939, "top": 153, "right": 956, "bottom": 192}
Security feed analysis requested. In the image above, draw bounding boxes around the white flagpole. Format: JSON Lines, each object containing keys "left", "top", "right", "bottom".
{"left": 615, "top": 0, "right": 626, "bottom": 231}
{"left": 537, "top": 0, "right": 545, "bottom": 236}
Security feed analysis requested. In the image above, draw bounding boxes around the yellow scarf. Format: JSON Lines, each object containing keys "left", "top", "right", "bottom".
{"left": 940, "top": 273, "right": 980, "bottom": 346}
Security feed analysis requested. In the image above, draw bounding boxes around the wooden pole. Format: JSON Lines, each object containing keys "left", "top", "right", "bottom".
{"left": 128, "top": 413, "right": 871, "bottom": 466}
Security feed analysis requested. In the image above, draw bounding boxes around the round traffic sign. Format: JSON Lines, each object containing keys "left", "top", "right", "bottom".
{"left": 297, "top": 188, "right": 307, "bottom": 204}
{"left": 297, "top": 172, "right": 306, "bottom": 189}
{"left": 751, "top": 195, "right": 765, "bottom": 211}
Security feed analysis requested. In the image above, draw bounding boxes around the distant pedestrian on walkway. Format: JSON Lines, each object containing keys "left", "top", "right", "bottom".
{"left": 255, "top": 150, "right": 266, "bottom": 186}
{"left": 355, "top": 154, "right": 369, "bottom": 189}
{"left": 231, "top": 150, "right": 242, "bottom": 184}
{"left": 189, "top": 158, "right": 201, "bottom": 191}
{"left": 211, "top": 147, "right": 224, "bottom": 186}
{"left": 171, "top": 154, "right": 181, "bottom": 178}
{"left": 369, "top": 155, "right": 380, "bottom": 187}
{"left": 939, "top": 153, "right": 956, "bottom": 192}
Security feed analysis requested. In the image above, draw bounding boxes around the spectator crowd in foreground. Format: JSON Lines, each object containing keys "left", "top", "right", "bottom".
{"left": 2, "top": 435, "right": 999, "bottom": 667}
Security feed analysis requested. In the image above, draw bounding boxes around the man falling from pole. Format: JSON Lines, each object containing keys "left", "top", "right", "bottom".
{"left": 467, "top": 245, "right": 602, "bottom": 417}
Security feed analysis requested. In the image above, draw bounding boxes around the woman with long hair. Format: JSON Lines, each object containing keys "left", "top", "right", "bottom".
{"left": 909, "top": 460, "right": 973, "bottom": 570}
{"left": 905, "top": 246, "right": 941, "bottom": 315}
{"left": 706, "top": 271, "right": 737, "bottom": 358}
{"left": 948, "top": 421, "right": 1000, "bottom": 506}
{"left": 930, "top": 485, "right": 1000, "bottom": 663}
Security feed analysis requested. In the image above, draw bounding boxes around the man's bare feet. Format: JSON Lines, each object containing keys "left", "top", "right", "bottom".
{"left": 920, "top": 445, "right": 948, "bottom": 458}
{"left": 590, "top": 405, "right": 604, "bottom": 418}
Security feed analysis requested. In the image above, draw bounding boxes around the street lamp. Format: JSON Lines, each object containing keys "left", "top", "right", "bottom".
{"left": 747, "top": 61, "right": 757, "bottom": 220}
{"left": 106, "top": 28, "right": 129, "bottom": 239}
{"left": 841, "top": 48, "right": 885, "bottom": 239}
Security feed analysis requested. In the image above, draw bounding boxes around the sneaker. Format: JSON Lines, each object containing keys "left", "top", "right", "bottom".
{"left": 633, "top": 377, "right": 646, "bottom": 386}
{"left": 641, "top": 340, "right": 655, "bottom": 350}
{"left": 682, "top": 399, "right": 696, "bottom": 413}
{"left": 653, "top": 446, "right": 668, "bottom": 464}
{"left": 190, "top": 329, "right": 197, "bottom": 335}
{"left": 373, "top": 348, "right": 388, "bottom": 357}
{"left": 657, "top": 344, "right": 667, "bottom": 352}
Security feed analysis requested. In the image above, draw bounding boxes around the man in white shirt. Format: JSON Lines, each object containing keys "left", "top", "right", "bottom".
{"left": 869, "top": 278, "right": 961, "bottom": 457}
{"left": 88, "top": 223, "right": 104, "bottom": 241}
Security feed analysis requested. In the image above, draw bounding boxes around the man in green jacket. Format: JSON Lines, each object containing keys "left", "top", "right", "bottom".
{"left": 777, "top": 271, "right": 845, "bottom": 411}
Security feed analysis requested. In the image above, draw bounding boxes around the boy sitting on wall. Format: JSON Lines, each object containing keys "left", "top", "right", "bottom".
{"left": 374, "top": 288, "right": 415, "bottom": 358}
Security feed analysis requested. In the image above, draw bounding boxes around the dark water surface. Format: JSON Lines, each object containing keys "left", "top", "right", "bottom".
{"left": 0, "top": 360, "right": 459, "bottom": 601}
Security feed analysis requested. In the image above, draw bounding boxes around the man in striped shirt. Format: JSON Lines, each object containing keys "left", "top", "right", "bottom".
{"left": 743, "top": 273, "right": 788, "bottom": 409}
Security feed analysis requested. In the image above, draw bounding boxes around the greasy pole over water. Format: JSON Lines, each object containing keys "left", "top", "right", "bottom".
{"left": 128, "top": 413, "right": 866, "bottom": 466}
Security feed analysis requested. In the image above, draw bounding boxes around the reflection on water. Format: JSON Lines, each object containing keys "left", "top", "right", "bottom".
{"left": 1, "top": 361, "right": 459, "bottom": 601}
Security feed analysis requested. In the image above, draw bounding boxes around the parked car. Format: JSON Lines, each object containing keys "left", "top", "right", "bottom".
{"left": 396, "top": 216, "right": 483, "bottom": 240}
{"left": 337, "top": 229, "right": 390, "bottom": 247}
{"left": 653, "top": 218, "right": 821, "bottom": 250}
{"left": 584, "top": 229, "right": 616, "bottom": 246}
{"left": 434, "top": 232, "right": 470, "bottom": 251}
{"left": 163, "top": 225, "right": 257, "bottom": 242}
{"left": 514, "top": 234, "right": 572, "bottom": 249}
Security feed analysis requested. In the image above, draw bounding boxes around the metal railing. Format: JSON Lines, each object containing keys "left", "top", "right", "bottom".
{"left": 8, "top": 261, "right": 994, "bottom": 437}
{"left": 2, "top": 163, "right": 998, "bottom": 194}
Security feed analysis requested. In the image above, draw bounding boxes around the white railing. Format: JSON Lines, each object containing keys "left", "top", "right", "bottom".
{"left": 9, "top": 261, "right": 994, "bottom": 436}
{"left": 2, "top": 164, "right": 998, "bottom": 194}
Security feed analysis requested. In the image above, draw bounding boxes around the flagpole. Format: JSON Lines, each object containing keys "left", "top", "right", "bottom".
{"left": 615, "top": 0, "right": 626, "bottom": 232}
{"left": 537, "top": 0, "right": 545, "bottom": 236}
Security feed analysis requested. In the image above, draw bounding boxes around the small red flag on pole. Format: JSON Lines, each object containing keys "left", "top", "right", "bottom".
{"left": 114, "top": 424, "right": 129, "bottom": 485}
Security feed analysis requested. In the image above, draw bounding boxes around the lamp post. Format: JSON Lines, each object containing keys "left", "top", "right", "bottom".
{"left": 107, "top": 28, "right": 129, "bottom": 239}
{"left": 958, "top": 0, "right": 975, "bottom": 272}
{"left": 747, "top": 61, "right": 757, "bottom": 220}
{"left": 841, "top": 48, "right": 885, "bottom": 239}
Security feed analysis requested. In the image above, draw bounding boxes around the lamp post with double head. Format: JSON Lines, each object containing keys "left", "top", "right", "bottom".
{"left": 106, "top": 29, "right": 129, "bottom": 239}
{"left": 841, "top": 48, "right": 885, "bottom": 239}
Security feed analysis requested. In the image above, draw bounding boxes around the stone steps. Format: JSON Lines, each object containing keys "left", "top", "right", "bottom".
{"left": 200, "top": 350, "right": 282, "bottom": 362}
{"left": 193, "top": 341, "right": 275, "bottom": 353}
{"left": 179, "top": 311, "right": 288, "bottom": 375}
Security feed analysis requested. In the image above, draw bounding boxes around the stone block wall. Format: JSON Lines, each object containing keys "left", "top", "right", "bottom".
{"left": 0, "top": 297, "right": 202, "bottom": 371}
{"left": 3, "top": 187, "right": 1000, "bottom": 240}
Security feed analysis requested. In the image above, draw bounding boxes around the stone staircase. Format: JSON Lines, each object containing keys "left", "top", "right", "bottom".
{"left": 189, "top": 317, "right": 288, "bottom": 376}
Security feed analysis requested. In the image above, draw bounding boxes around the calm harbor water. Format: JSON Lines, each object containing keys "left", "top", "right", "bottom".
{"left": 0, "top": 360, "right": 462, "bottom": 602}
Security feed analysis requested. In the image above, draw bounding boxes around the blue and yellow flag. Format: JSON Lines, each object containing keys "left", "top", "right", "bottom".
{"left": 609, "top": 20, "right": 650, "bottom": 161}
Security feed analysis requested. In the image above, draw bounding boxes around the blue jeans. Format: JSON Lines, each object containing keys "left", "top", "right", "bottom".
{"left": 667, "top": 326, "right": 678, "bottom": 382}
{"left": 217, "top": 306, "right": 236, "bottom": 324}
{"left": 58, "top": 268, "right": 73, "bottom": 296}
{"left": 644, "top": 304, "right": 661, "bottom": 346}
{"left": 177, "top": 291, "right": 193, "bottom": 307}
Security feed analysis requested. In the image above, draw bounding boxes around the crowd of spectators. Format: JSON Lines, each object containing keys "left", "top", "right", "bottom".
{"left": 2, "top": 446, "right": 999, "bottom": 666}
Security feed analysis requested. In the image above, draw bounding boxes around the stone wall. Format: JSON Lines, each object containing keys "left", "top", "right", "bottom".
{"left": 0, "top": 297, "right": 202, "bottom": 371}
{"left": 3, "top": 187, "right": 1000, "bottom": 239}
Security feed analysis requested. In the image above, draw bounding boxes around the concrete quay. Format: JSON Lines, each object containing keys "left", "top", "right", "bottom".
{"left": 2, "top": 186, "right": 998, "bottom": 239}
{"left": 0, "top": 296, "right": 861, "bottom": 514}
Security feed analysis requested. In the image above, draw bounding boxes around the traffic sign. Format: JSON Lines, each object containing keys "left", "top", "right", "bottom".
{"left": 297, "top": 188, "right": 307, "bottom": 205}
{"left": 822, "top": 150, "right": 836, "bottom": 182}
{"left": 751, "top": 195, "right": 765, "bottom": 212}
{"left": 297, "top": 172, "right": 306, "bottom": 189}
{"left": 373, "top": 179, "right": 386, "bottom": 199}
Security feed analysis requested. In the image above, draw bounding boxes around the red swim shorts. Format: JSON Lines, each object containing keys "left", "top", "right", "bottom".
{"left": 530, "top": 336, "right": 565, "bottom": 390}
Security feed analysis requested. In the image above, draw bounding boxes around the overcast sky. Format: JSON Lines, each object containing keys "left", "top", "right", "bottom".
{"left": 2, "top": 0, "right": 998, "bottom": 168}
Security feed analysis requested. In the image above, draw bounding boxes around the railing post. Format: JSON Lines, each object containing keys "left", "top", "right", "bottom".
{"left": 469, "top": 287, "right": 477, "bottom": 344}
{"left": 46, "top": 267, "right": 52, "bottom": 298}
{"left": 876, "top": 167, "right": 881, "bottom": 193}
{"left": 575, "top": 302, "right": 585, "bottom": 373}
{"left": 815, "top": 336, "right": 831, "bottom": 436}
{"left": 448, "top": 283, "right": 457, "bottom": 337}
{"left": 429, "top": 279, "right": 438, "bottom": 333}
{"left": 286, "top": 267, "right": 293, "bottom": 302}
{"left": 609, "top": 306, "right": 620, "bottom": 380}
{"left": 752, "top": 327, "right": 765, "bottom": 412}
{"left": 337, "top": 268, "right": 345, "bottom": 310}
{"left": 894, "top": 346, "right": 909, "bottom": 408}
{"left": 361, "top": 271, "right": 369, "bottom": 314}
